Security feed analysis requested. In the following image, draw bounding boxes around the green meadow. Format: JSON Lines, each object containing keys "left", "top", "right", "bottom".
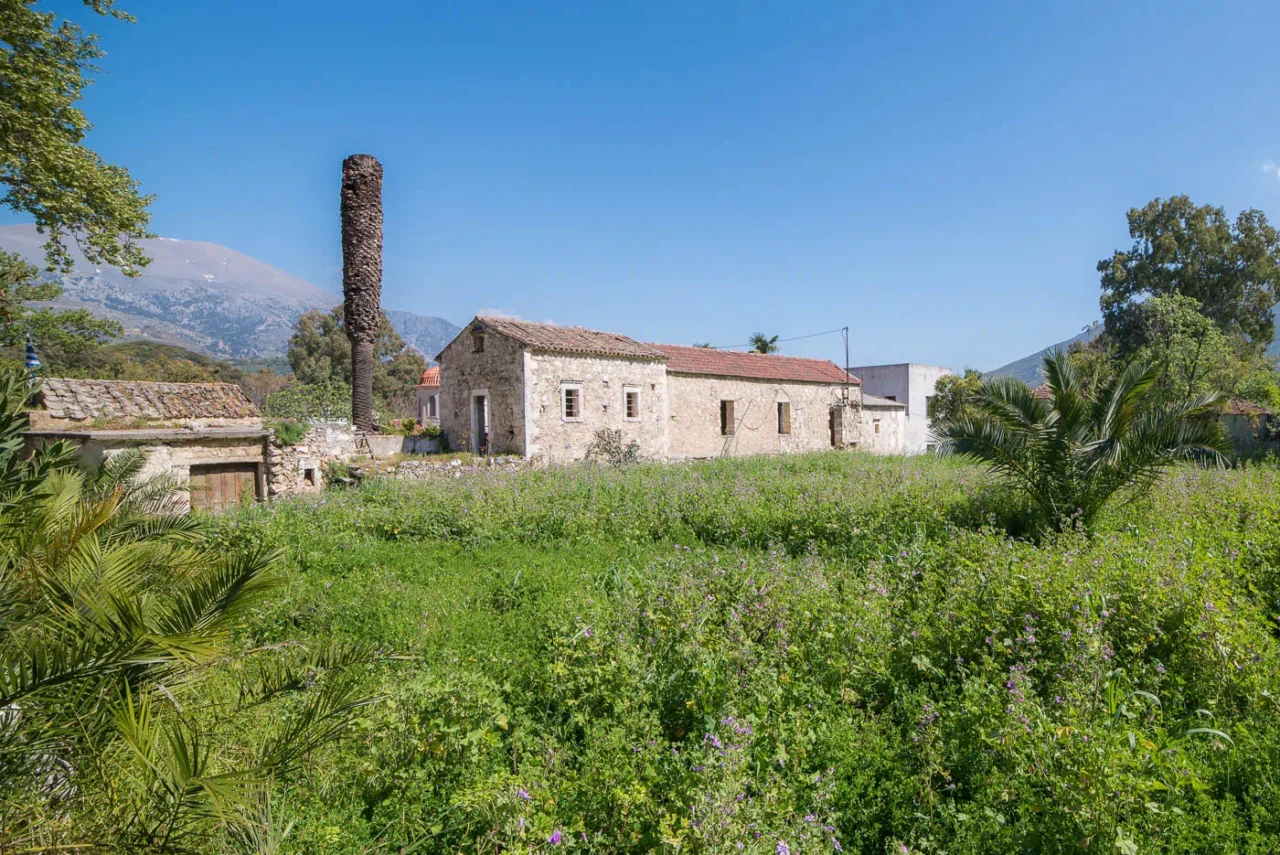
{"left": 213, "top": 453, "right": 1280, "bottom": 853}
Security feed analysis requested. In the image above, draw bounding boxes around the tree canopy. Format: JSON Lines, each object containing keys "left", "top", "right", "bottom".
{"left": 1098, "top": 196, "right": 1280, "bottom": 353}
{"left": 2, "top": 1, "right": 153, "bottom": 273}
{"left": 0, "top": 249, "right": 121, "bottom": 362}
{"left": 749, "top": 333, "right": 779, "bottom": 354}
{"left": 927, "top": 369, "right": 983, "bottom": 424}
{"left": 287, "top": 306, "right": 426, "bottom": 417}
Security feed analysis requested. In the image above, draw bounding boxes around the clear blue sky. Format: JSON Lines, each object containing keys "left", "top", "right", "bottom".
{"left": 17, "top": 0, "right": 1280, "bottom": 369}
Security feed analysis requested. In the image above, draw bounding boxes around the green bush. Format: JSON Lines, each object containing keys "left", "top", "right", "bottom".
{"left": 381, "top": 417, "right": 441, "bottom": 438}
{"left": 270, "top": 418, "right": 308, "bottom": 446}
{"left": 264, "top": 380, "right": 352, "bottom": 421}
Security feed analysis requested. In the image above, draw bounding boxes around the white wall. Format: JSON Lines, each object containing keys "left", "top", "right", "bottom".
{"left": 848, "top": 364, "right": 952, "bottom": 454}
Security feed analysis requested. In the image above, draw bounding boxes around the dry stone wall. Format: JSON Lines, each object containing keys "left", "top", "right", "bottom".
{"left": 267, "top": 422, "right": 359, "bottom": 497}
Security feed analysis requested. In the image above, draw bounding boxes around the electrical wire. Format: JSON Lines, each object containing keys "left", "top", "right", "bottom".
{"left": 710, "top": 326, "right": 849, "bottom": 351}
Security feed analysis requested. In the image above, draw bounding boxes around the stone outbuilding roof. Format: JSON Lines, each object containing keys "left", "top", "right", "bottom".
{"left": 862, "top": 393, "right": 906, "bottom": 408}
{"left": 653, "top": 344, "right": 854, "bottom": 385}
{"left": 454, "top": 316, "right": 668, "bottom": 361}
{"left": 416, "top": 366, "right": 440, "bottom": 387}
{"left": 36, "top": 378, "right": 260, "bottom": 422}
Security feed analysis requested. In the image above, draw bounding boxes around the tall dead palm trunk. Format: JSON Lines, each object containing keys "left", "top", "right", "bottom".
{"left": 340, "top": 154, "right": 383, "bottom": 431}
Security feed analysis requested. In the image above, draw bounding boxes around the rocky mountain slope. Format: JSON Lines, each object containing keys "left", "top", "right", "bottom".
{"left": 986, "top": 323, "right": 1103, "bottom": 383}
{"left": 0, "top": 224, "right": 459, "bottom": 361}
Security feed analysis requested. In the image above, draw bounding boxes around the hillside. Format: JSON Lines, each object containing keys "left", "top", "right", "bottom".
{"left": 986, "top": 323, "right": 1103, "bottom": 383}
{"left": 0, "top": 224, "right": 460, "bottom": 360}
{"left": 990, "top": 318, "right": 1280, "bottom": 384}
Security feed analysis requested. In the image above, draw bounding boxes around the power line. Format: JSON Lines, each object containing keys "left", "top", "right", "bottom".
{"left": 710, "top": 326, "right": 848, "bottom": 351}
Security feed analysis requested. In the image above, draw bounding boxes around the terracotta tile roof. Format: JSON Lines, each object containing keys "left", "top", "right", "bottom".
{"left": 466, "top": 316, "right": 667, "bottom": 360}
{"left": 862, "top": 393, "right": 905, "bottom": 408}
{"left": 416, "top": 366, "right": 440, "bottom": 387}
{"left": 1223, "top": 398, "right": 1269, "bottom": 416}
{"left": 1031, "top": 384, "right": 1052, "bottom": 400}
{"left": 653, "top": 344, "right": 853, "bottom": 384}
{"left": 37, "top": 378, "right": 259, "bottom": 422}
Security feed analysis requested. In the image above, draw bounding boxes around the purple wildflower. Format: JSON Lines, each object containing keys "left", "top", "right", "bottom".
{"left": 548, "top": 830, "right": 562, "bottom": 845}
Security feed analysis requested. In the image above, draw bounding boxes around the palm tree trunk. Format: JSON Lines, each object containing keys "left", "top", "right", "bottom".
{"left": 351, "top": 339, "right": 375, "bottom": 430}
{"left": 340, "top": 154, "right": 383, "bottom": 431}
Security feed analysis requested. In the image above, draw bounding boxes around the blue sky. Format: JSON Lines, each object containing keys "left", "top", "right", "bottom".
{"left": 16, "top": 0, "right": 1280, "bottom": 369}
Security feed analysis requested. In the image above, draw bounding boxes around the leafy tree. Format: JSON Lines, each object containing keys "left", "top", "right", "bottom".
{"left": 927, "top": 369, "right": 983, "bottom": 423}
{"left": 237, "top": 366, "right": 292, "bottom": 407}
{"left": 263, "top": 378, "right": 352, "bottom": 422}
{"left": 1065, "top": 336, "right": 1117, "bottom": 396}
{"left": 37, "top": 339, "right": 249, "bottom": 383}
{"left": 1098, "top": 196, "right": 1280, "bottom": 353}
{"left": 287, "top": 306, "right": 426, "bottom": 418}
{"left": 340, "top": 154, "right": 383, "bottom": 431}
{"left": 0, "top": 250, "right": 121, "bottom": 362}
{"left": 2, "top": 0, "right": 152, "bottom": 273}
{"left": 933, "top": 350, "right": 1228, "bottom": 532}
{"left": 1236, "top": 366, "right": 1280, "bottom": 412}
{"left": 1127, "top": 295, "right": 1250, "bottom": 404}
{"left": 749, "top": 333, "right": 779, "bottom": 354}
{"left": 0, "top": 368, "right": 372, "bottom": 849}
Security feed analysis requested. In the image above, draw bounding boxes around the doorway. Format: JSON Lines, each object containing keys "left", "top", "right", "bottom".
{"left": 829, "top": 406, "right": 843, "bottom": 447}
{"left": 189, "top": 463, "right": 259, "bottom": 513}
{"left": 471, "top": 394, "right": 489, "bottom": 455}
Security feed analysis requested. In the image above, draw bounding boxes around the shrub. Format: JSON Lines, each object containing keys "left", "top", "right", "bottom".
{"left": 935, "top": 349, "right": 1229, "bottom": 532}
{"left": 585, "top": 427, "right": 641, "bottom": 466}
{"left": 381, "top": 418, "right": 441, "bottom": 438}
{"left": 270, "top": 418, "right": 308, "bottom": 446}
{"left": 264, "top": 379, "right": 352, "bottom": 421}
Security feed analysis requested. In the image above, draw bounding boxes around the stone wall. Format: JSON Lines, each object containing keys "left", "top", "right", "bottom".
{"left": 858, "top": 403, "right": 907, "bottom": 454}
{"left": 665, "top": 374, "right": 857, "bottom": 458}
{"left": 267, "top": 422, "right": 359, "bottom": 498}
{"left": 524, "top": 352, "right": 668, "bottom": 464}
{"left": 438, "top": 326, "right": 527, "bottom": 456}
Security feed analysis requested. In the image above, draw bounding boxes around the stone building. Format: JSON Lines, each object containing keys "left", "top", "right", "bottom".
{"left": 24, "top": 378, "right": 362, "bottom": 511}
{"left": 26, "top": 378, "right": 270, "bottom": 512}
{"left": 845, "top": 363, "right": 952, "bottom": 453}
{"left": 437, "top": 316, "right": 907, "bottom": 463}
{"left": 415, "top": 366, "right": 441, "bottom": 425}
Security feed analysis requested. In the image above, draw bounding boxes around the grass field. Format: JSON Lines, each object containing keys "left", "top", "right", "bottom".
{"left": 216, "top": 452, "right": 1280, "bottom": 853}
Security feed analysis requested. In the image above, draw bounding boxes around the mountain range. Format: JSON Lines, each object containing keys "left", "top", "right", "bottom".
{"left": 0, "top": 224, "right": 460, "bottom": 362}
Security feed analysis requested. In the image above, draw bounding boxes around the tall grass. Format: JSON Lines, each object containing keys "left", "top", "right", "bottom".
{"left": 215, "top": 454, "right": 1280, "bottom": 853}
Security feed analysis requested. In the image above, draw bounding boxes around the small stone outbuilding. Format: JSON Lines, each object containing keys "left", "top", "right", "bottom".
{"left": 436, "top": 316, "right": 907, "bottom": 463}
{"left": 27, "top": 378, "right": 275, "bottom": 513}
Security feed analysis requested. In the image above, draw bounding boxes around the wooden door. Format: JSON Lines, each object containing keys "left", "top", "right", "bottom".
{"left": 189, "top": 463, "right": 258, "bottom": 513}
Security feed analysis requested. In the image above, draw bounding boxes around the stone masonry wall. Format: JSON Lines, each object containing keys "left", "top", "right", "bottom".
{"left": 858, "top": 404, "right": 907, "bottom": 454}
{"left": 666, "top": 374, "right": 857, "bottom": 459}
{"left": 58, "top": 435, "right": 269, "bottom": 513}
{"left": 524, "top": 352, "right": 668, "bottom": 464}
{"left": 438, "top": 326, "right": 527, "bottom": 456}
{"left": 267, "top": 422, "right": 359, "bottom": 498}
